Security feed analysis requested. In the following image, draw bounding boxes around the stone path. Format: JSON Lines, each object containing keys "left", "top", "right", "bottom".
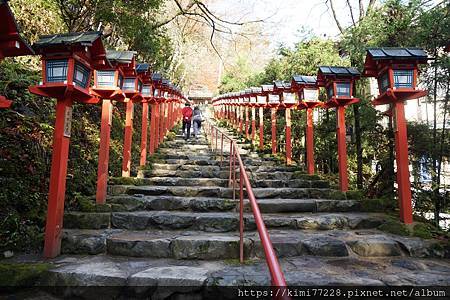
{"left": 7, "top": 127, "right": 450, "bottom": 298}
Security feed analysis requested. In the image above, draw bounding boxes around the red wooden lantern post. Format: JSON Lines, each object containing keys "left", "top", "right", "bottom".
{"left": 274, "top": 81, "right": 297, "bottom": 165}
{"left": 29, "top": 31, "right": 107, "bottom": 258}
{"left": 0, "top": 0, "right": 34, "bottom": 108}
{"left": 262, "top": 84, "right": 280, "bottom": 155}
{"left": 244, "top": 89, "right": 251, "bottom": 139}
{"left": 363, "top": 47, "right": 428, "bottom": 224}
{"left": 238, "top": 93, "right": 244, "bottom": 134}
{"left": 292, "top": 75, "right": 322, "bottom": 174}
{"left": 318, "top": 66, "right": 361, "bottom": 192}
{"left": 256, "top": 87, "right": 268, "bottom": 151}
{"left": 232, "top": 94, "right": 239, "bottom": 129}
{"left": 150, "top": 73, "right": 162, "bottom": 154}
{"left": 249, "top": 87, "right": 260, "bottom": 143}
{"left": 136, "top": 63, "right": 151, "bottom": 168}
{"left": 120, "top": 59, "right": 144, "bottom": 177}
{"left": 91, "top": 50, "right": 135, "bottom": 204}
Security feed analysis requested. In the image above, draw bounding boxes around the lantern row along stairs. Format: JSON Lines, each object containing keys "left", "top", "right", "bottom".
{"left": 1, "top": 2, "right": 449, "bottom": 293}
{"left": 33, "top": 116, "right": 450, "bottom": 294}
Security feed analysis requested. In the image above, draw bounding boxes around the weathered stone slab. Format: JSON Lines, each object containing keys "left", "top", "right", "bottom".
{"left": 347, "top": 237, "right": 402, "bottom": 257}
{"left": 302, "top": 236, "right": 349, "bottom": 257}
{"left": 63, "top": 212, "right": 110, "bottom": 230}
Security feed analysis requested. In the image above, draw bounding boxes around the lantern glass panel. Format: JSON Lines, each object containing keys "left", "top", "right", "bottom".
{"left": 142, "top": 85, "right": 151, "bottom": 96}
{"left": 268, "top": 94, "right": 280, "bottom": 103}
{"left": 327, "top": 86, "right": 334, "bottom": 99}
{"left": 73, "top": 62, "right": 90, "bottom": 88}
{"left": 257, "top": 95, "right": 266, "bottom": 104}
{"left": 244, "top": 97, "right": 249, "bottom": 103}
{"left": 336, "top": 83, "right": 351, "bottom": 97}
{"left": 118, "top": 74, "right": 123, "bottom": 89}
{"left": 239, "top": 97, "right": 244, "bottom": 104}
{"left": 303, "top": 88, "right": 319, "bottom": 101}
{"left": 378, "top": 72, "right": 390, "bottom": 93}
{"left": 250, "top": 96, "right": 257, "bottom": 103}
{"left": 123, "top": 78, "right": 136, "bottom": 91}
{"left": 46, "top": 59, "right": 68, "bottom": 83}
{"left": 283, "top": 92, "right": 296, "bottom": 104}
{"left": 154, "top": 88, "right": 159, "bottom": 96}
{"left": 393, "top": 69, "right": 413, "bottom": 88}
{"left": 137, "top": 80, "right": 143, "bottom": 92}
{"left": 96, "top": 70, "right": 115, "bottom": 87}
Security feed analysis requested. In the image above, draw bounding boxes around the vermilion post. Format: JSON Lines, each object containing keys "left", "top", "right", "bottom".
{"left": 159, "top": 102, "right": 165, "bottom": 143}
{"left": 306, "top": 108, "right": 315, "bottom": 174}
{"left": 245, "top": 107, "right": 249, "bottom": 139}
{"left": 140, "top": 101, "right": 149, "bottom": 166}
{"left": 336, "top": 106, "right": 349, "bottom": 191}
{"left": 394, "top": 101, "right": 413, "bottom": 224}
{"left": 96, "top": 99, "right": 112, "bottom": 204}
{"left": 44, "top": 97, "right": 73, "bottom": 258}
{"left": 251, "top": 107, "right": 256, "bottom": 143}
{"left": 259, "top": 107, "right": 264, "bottom": 150}
{"left": 149, "top": 104, "right": 156, "bottom": 155}
{"left": 154, "top": 103, "right": 160, "bottom": 150}
{"left": 121, "top": 100, "right": 134, "bottom": 177}
{"left": 271, "top": 108, "right": 277, "bottom": 154}
{"left": 238, "top": 107, "right": 243, "bottom": 133}
{"left": 285, "top": 107, "right": 292, "bottom": 165}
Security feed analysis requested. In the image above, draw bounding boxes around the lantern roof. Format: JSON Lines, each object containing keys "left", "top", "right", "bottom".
{"left": 33, "top": 31, "right": 107, "bottom": 68}
{"left": 251, "top": 87, "right": 262, "bottom": 93}
{"left": 318, "top": 66, "right": 360, "bottom": 77}
{"left": 136, "top": 63, "right": 150, "bottom": 73}
{"left": 152, "top": 72, "right": 163, "bottom": 82}
{"left": 34, "top": 31, "right": 102, "bottom": 49}
{"left": 292, "top": 75, "right": 317, "bottom": 85}
{"left": 366, "top": 47, "right": 427, "bottom": 60}
{"left": 106, "top": 50, "right": 136, "bottom": 64}
{"left": 261, "top": 84, "right": 274, "bottom": 92}
{"left": 0, "top": 0, "right": 34, "bottom": 57}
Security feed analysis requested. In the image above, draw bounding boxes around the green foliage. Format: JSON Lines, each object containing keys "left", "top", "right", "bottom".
{"left": 360, "top": 197, "right": 397, "bottom": 212}
{"left": 378, "top": 219, "right": 410, "bottom": 236}
{"left": 0, "top": 263, "right": 50, "bottom": 286}
{"left": 413, "top": 223, "right": 434, "bottom": 239}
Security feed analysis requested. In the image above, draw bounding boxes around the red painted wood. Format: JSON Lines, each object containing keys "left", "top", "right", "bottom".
{"left": 271, "top": 108, "right": 277, "bottom": 154}
{"left": 251, "top": 107, "right": 256, "bottom": 142}
{"left": 245, "top": 107, "right": 249, "bottom": 139}
{"left": 149, "top": 104, "right": 156, "bottom": 155}
{"left": 43, "top": 97, "right": 73, "bottom": 258}
{"left": 285, "top": 108, "right": 292, "bottom": 165}
{"left": 96, "top": 99, "right": 112, "bottom": 204}
{"left": 121, "top": 100, "right": 134, "bottom": 177}
{"left": 394, "top": 101, "right": 413, "bottom": 224}
{"left": 306, "top": 108, "right": 315, "bottom": 175}
{"left": 259, "top": 107, "right": 264, "bottom": 150}
{"left": 140, "top": 101, "right": 149, "bottom": 167}
{"left": 336, "top": 106, "right": 349, "bottom": 192}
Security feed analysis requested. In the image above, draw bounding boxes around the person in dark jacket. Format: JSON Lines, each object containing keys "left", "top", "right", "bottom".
{"left": 192, "top": 106, "right": 203, "bottom": 139}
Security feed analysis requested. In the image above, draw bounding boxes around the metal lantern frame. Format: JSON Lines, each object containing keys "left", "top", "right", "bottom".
{"left": 291, "top": 75, "right": 322, "bottom": 110}
{"left": 262, "top": 84, "right": 278, "bottom": 108}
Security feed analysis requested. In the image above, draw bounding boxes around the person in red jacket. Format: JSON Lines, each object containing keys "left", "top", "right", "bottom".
{"left": 182, "top": 103, "right": 193, "bottom": 140}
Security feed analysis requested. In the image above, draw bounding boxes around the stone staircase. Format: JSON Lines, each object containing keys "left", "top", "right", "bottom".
{"left": 21, "top": 127, "right": 450, "bottom": 297}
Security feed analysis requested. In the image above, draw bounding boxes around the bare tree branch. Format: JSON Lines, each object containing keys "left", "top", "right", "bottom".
{"left": 359, "top": 0, "right": 365, "bottom": 20}
{"left": 327, "top": 0, "right": 344, "bottom": 33}
{"left": 346, "top": 0, "right": 356, "bottom": 25}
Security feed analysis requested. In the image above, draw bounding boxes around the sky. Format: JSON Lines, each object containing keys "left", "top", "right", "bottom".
{"left": 209, "top": 0, "right": 355, "bottom": 48}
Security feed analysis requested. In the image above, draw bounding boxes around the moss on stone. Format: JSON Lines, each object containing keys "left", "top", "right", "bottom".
{"left": 413, "top": 223, "right": 434, "bottom": 239}
{"left": 378, "top": 219, "right": 410, "bottom": 236}
{"left": 109, "top": 177, "right": 146, "bottom": 186}
{"left": 0, "top": 263, "right": 51, "bottom": 286}
{"left": 359, "top": 197, "right": 396, "bottom": 212}
{"left": 346, "top": 190, "right": 364, "bottom": 200}
{"left": 224, "top": 258, "right": 258, "bottom": 266}
{"left": 327, "top": 190, "right": 347, "bottom": 200}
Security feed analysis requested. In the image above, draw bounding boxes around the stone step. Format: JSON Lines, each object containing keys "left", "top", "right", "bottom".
{"left": 32, "top": 254, "right": 450, "bottom": 296}
{"left": 61, "top": 228, "right": 447, "bottom": 259}
{"left": 137, "top": 177, "right": 229, "bottom": 187}
{"left": 109, "top": 185, "right": 344, "bottom": 200}
{"left": 107, "top": 195, "right": 237, "bottom": 212}
{"left": 245, "top": 199, "right": 361, "bottom": 213}
{"left": 63, "top": 210, "right": 388, "bottom": 232}
{"left": 145, "top": 168, "right": 232, "bottom": 179}
{"left": 105, "top": 195, "right": 360, "bottom": 213}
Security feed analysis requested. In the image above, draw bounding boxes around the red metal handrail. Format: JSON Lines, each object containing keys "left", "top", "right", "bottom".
{"left": 204, "top": 119, "right": 290, "bottom": 298}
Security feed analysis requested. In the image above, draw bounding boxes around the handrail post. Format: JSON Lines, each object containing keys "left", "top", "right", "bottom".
{"left": 229, "top": 143, "right": 233, "bottom": 187}
{"left": 220, "top": 133, "right": 224, "bottom": 167}
{"left": 239, "top": 166, "right": 244, "bottom": 263}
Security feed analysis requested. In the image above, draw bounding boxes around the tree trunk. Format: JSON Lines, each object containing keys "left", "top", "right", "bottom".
{"left": 354, "top": 104, "right": 363, "bottom": 189}
{"left": 432, "top": 55, "right": 439, "bottom": 228}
